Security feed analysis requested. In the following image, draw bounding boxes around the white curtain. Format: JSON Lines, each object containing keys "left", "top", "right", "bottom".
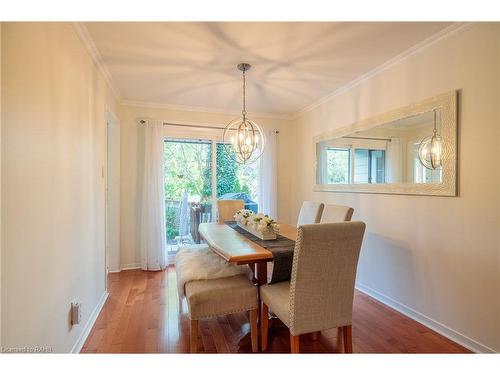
{"left": 258, "top": 129, "right": 278, "bottom": 218}
{"left": 140, "top": 120, "right": 167, "bottom": 271}
{"left": 317, "top": 142, "right": 329, "bottom": 184}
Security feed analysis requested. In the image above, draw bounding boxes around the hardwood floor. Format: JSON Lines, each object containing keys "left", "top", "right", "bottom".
{"left": 81, "top": 267, "right": 470, "bottom": 353}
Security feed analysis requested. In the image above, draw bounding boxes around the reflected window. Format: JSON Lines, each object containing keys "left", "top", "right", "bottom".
{"left": 354, "top": 149, "right": 386, "bottom": 184}
{"left": 326, "top": 148, "right": 350, "bottom": 184}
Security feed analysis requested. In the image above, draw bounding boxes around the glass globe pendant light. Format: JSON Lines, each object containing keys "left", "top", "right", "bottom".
{"left": 223, "top": 63, "right": 265, "bottom": 164}
{"left": 418, "top": 109, "right": 443, "bottom": 170}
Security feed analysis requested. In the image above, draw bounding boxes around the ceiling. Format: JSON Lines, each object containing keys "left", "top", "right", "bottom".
{"left": 84, "top": 22, "right": 453, "bottom": 118}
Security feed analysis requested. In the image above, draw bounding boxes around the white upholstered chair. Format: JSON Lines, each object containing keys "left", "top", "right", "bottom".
{"left": 260, "top": 221, "right": 366, "bottom": 353}
{"left": 317, "top": 203, "right": 354, "bottom": 342}
{"left": 320, "top": 204, "right": 354, "bottom": 223}
{"left": 217, "top": 199, "right": 245, "bottom": 223}
{"left": 296, "top": 201, "right": 324, "bottom": 226}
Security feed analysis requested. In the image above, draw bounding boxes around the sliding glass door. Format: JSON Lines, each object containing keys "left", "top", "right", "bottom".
{"left": 164, "top": 138, "right": 213, "bottom": 255}
{"left": 215, "top": 142, "right": 259, "bottom": 205}
{"left": 164, "top": 135, "right": 259, "bottom": 256}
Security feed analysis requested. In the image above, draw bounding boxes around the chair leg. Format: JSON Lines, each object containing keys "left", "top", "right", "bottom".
{"left": 190, "top": 319, "right": 198, "bottom": 353}
{"left": 261, "top": 302, "right": 269, "bottom": 351}
{"left": 249, "top": 309, "right": 258, "bottom": 353}
{"left": 312, "top": 331, "right": 319, "bottom": 341}
{"left": 342, "top": 325, "right": 353, "bottom": 353}
{"left": 290, "top": 334, "right": 300, "bottom": 353}
{"left": 336, "top": 327, "right": 343, "bottom": 352}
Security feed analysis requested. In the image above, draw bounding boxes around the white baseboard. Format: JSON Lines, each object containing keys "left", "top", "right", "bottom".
{"left": 355, "top": 282, "right": 496, "bottom": 354}
{"left": 119, "top": 263, "right": 141, "bottom": 271}
{"left": 108, "top": 263, "right": 143, "bottom": 273}
{"left": 70, "top": 291, "right": 109, "bottom": 353}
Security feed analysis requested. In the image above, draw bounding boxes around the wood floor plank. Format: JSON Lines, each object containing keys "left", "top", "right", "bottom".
{"left": 81, "top": 267, "right": 471, "bottom": 354}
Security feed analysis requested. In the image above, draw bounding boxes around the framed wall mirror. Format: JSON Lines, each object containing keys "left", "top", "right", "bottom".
{"left": 314, "top": 91, "right": 458, "bottom": 196}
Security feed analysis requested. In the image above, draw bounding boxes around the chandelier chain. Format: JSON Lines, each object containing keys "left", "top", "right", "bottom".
{"left": 433, "top": 109, "right": 437, "bottom": 135}
{"left": 242, "top": 69, "right": 247, "bottom": 120}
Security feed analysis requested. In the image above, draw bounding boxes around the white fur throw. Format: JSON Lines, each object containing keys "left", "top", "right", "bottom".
{"left": 175, "top": 244, "right": 250, "bottom": 298}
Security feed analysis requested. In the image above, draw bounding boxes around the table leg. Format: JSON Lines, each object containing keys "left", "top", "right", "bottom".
{"left": 256, "top": 262, "right": 268, "bottom": 286}
{"left": 248, "top": 263, "right": 257, "bottom": 284}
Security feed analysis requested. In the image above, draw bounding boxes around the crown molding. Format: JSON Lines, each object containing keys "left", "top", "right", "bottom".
{"left": 72, "top": 22, "right": 122, "bottom": 100}
{"left": 290, "top": 22, "right": 472, "bottom": 120}
{"left": 120, "top": 99, "right": 293, "bottom": 121}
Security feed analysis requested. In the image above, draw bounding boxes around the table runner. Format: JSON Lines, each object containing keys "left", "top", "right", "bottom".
{"left": 225, "top": 221, "right": 295, "bottom": 283}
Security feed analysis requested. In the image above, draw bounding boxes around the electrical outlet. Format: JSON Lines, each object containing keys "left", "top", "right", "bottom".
{"left": 71, "top": 302, "right": 81, "bottom": 325}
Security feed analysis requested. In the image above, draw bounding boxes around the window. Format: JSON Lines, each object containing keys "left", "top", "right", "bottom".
{"left": 317, "top": 143, "right": 386, "bottom": 184}
{"left": 326, "top": 148, "right": 350, "bottom": 184}
{"left": 354, "top": 149, "right": 386, "bottom": 184}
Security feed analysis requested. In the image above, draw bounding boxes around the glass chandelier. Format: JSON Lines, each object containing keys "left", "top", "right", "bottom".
{"left": 223, "top": 63, "right": 265, "bottom": 164}
{"left": 418, "top": 109, "right": 443, "bottom": 170}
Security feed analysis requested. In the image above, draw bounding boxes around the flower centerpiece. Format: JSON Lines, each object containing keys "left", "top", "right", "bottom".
{"left": 234, "top": 209, "right": 280, "bottom": 240}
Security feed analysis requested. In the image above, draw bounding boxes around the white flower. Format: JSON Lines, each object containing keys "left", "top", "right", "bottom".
{"left": 257, "top": 222, "right": 267, "bottom": 232}
{"left": 235, "top": 210, "right": 280, "bottom": 235}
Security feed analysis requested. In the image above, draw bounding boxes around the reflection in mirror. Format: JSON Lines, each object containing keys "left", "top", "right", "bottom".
{"left": 316, "top": 109, "right": 442, "bottom": 185}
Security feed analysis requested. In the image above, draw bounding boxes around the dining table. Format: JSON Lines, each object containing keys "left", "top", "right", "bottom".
{"left": 198, "top": 221, "right": 297, "bottom": 286}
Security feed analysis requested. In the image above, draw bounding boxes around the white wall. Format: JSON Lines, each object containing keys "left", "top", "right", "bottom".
{"left": 118, "top": 104, "right": 293, "bottom": 269}
{"left": 0, "top": 22, "right": 3, "bottom": 348}
{"left": 289, "top": 23, "right": 500, "bottom": 352}
{"left": 1, "top": 23, "right": 118, "bottom": 352}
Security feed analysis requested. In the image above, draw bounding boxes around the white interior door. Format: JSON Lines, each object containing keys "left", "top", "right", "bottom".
{"left": 105, "top": 112, "right": 121, "bottom": 273}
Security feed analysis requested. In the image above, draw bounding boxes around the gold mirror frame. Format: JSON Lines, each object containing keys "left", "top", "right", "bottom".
{"left": 313, "top": 91, "right": 458, "bottom": 196}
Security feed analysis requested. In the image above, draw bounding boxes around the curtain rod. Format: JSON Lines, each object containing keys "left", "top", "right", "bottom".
{"left": 138, "top": 119, "right": 279, "bottom": 134}
{"left": 342, "top": 136, "right": 392, "bottom": 142}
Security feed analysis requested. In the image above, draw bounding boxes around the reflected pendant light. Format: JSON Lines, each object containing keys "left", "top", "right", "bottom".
{"left": 418, "top": 109, "right": 443, "bottom": 170}
{"left": 223, "top": 63, "right": 265, "bottom": 164}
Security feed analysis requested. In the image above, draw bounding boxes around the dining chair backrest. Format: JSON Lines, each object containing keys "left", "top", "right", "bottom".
{"left": 217, "top": 199, "right": 245, "bottom": 224}
{"left": 320, "top": 204, "right": 354, "bottom": 223}
{"left": 296, "top": 201, "right": 324, "bottom": 226}
{"left": 288, "top": 221, "right": 366, "bottom": 336}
